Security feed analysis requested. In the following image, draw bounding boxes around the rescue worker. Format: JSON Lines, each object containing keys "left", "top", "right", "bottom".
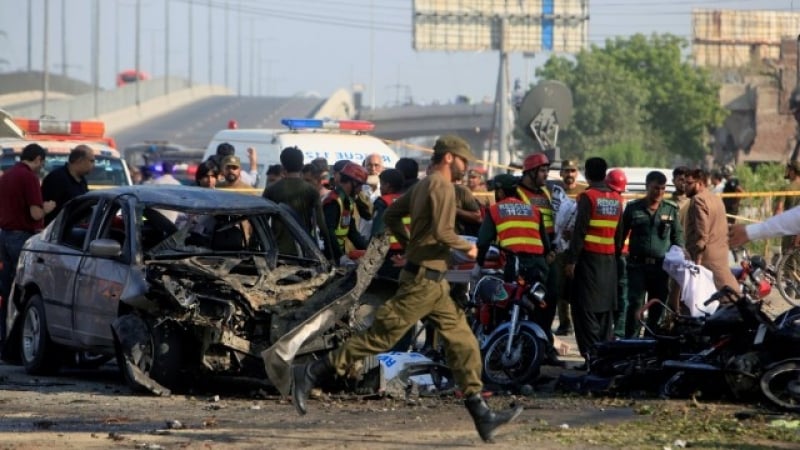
{"left": 291, "top": 135, "right": 523, "bottom": 443}
{"left": 620, "top": 170, "right": 684, "bottom": 337}
{"left": 685, "top": 168, "right": 739, "bottom": 291}
{"left": 475, "top": 174, "right": 552, "bottom": 285}
{"left": 553, "top": 159, "right": 586, "bottom": 337}
{"left": 565, "top": 157, "right": 623, "bottom": 368}
{"left": 604, "top": 168, "right": 629, "bottom": 339}
{"left": 517, "top": 152, "right": 561, "bottom": 363}
{"left": 322, "top": 162, "right": 369, "bottom": 263}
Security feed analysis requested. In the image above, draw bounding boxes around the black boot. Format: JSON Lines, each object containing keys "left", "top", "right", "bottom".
{"left": 464, "top": 394, "right": 523, "bottom": 442}
{"left": 291, "top": 357, "right": 333, "bottom": 416}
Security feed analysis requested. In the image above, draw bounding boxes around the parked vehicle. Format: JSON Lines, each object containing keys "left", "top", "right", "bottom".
{"left": 466, "top": 273, "right": 549, "bottom": 389}
{"left": 204, "top": 118, "right": 400, "bottom": 189}
{"left": 2, "top": 186, "right": 388, "bottom": 395}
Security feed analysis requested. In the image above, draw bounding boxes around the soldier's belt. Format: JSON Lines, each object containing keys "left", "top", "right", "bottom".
{"left": 628, "top": 255, "right": 663, "bottom": 265}
{"left": 404, "top": 261, "right": 446, "bottom": 282}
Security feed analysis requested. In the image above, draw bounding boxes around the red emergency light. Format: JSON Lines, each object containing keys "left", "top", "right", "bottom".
{"left": 14, "top": 118, "right": 105, "bottom": 138}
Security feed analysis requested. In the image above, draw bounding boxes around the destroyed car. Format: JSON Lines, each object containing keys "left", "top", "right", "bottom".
{"left": 2, "top": 185, "right": 388, "bottom": 395}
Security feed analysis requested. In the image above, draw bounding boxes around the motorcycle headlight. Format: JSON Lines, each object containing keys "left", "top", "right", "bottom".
{"left": 529, "top": 282, "right": 546, "bottom": 303}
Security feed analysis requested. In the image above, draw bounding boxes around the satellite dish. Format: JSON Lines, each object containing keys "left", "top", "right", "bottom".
{"left": 517, "top": 80, "right": 573, "bottom": 161}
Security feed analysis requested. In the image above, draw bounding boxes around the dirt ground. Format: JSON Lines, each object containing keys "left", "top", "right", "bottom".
{"left": 1, "top": 360, "right": 799, "bottom": 450}
{"left": 1, "top": 293, "right": 798, "bottom": 449}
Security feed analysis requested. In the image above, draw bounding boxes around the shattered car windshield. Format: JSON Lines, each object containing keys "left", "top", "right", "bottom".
{"left": 141, "top": 207, "right": 267, "bottom": 257}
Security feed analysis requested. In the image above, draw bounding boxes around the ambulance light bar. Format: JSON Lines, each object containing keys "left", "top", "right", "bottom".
{"left": 281, "top": 118, "right": 375, "bottom": 132}
{"left": 14, "top": 118, "right": 105, "bottom": 137}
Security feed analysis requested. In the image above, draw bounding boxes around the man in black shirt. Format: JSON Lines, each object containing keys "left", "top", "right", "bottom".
{"left": 41, "top": 145, "right": 94, "bottom": 225}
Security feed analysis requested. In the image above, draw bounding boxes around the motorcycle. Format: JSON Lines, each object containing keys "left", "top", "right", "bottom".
{"left": 466, "top": 272, "right": 550, "bottom": 390}
{"left": 659, "top": 257, "right": 787, "bottom": 401}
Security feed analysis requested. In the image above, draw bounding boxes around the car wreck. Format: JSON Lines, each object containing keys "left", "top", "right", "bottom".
{"left": 2, "top": 186, "right": 390, "bottom": 395}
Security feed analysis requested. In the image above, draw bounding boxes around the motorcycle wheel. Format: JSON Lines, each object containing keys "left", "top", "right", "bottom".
{"left": 481, "top": 327, "right": 544, "bottom": 389}
{"left": 760, "top": 361, "right": 800, "bottom": 412}
{"left": 661, "top": 370, "right": 696, "bottom": 399}
{"left": 775, "top": 248, "right": 800, "bottom": 307}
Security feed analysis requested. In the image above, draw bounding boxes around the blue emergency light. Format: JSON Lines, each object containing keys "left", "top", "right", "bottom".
{"left": 281, "top": 118, "right": 375, "bottom": 132}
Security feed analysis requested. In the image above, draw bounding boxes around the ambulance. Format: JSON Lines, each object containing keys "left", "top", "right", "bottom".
{"left": 0, "top": 110, "right": 132, "bottom": 187}
{"left": 204, "top": 118, "right": 400, "bottom": 189}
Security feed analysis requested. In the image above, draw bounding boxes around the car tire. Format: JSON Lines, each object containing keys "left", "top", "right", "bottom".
{"left": 20, "top": 294, "right": 61, "bottom": 375}
{"left": 116, "top": 316, "right": 185, "bottom": 392}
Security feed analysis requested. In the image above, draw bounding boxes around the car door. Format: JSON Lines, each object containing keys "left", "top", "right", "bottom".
{"left": 33, "top": 197, "right": 100, "bottom": 343}
{"left": 72, "top": 198, "right": 132, "bottom": 350}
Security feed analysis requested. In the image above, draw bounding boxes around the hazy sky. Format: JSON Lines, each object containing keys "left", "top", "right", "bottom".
{"left": 0, "top": 0, "right": 796, "bottom": 106}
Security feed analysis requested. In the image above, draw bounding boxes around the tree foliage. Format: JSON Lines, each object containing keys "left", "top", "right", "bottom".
{"left": 529, "top": 33, "right": 726, "bottom": 165}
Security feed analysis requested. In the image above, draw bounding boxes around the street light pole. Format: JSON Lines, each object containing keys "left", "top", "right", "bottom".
{"left": 27, "top": 0, "right": 32, "bottom": 71}
{"left": 207, "top": 0, "right": 212, "bottom": 84}
{"left": 92, "top": 0, "right": 100, "bottom": 116}
{"left": 135, "top": 0, "right": 141, "bottom": 107}
{"left": 42, "top": 0, "right": 50, "bottom": 116}
{"left": 61, "top": 0, "right": 67, "bottom": 76}
{"left": 237, "top": 1, "right": 242, "bottom": 96}
{"left": 188, "top": 0, "right": 193, "bottom": 87}
{"left": 224, "top": 0, "right": 229, "bottom": 88}
{"left": 164, "top": 0, "right": 170, "bottom": 96}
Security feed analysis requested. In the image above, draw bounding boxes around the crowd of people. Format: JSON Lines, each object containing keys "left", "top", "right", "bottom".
{"left": 3, "top": 132, "right": 798, "bottom": 444}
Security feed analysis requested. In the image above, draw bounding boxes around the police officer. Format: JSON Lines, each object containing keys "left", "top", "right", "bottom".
{"left": 475, "top": 174, "right": 553, "bottom": 283}
{"left": 620, "top": 170, "right": 684, "bottom": 337}
{"left": 565, "top": 157, "right": 623, "bottom": 367}
{"left": 322, "top": 162, "right": 369, "bottom": 263}
{"left": 291, "top": 135, "right": 522, "bottom": 443}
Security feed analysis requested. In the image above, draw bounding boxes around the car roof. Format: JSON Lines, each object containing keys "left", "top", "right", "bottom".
{"left": 85, "top": 185, "right": 277, "bottom": 213}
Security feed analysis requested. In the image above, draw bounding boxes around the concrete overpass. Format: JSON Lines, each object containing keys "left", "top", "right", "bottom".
{"left": 359, "top": 103, "right": 495, "bottom": 152}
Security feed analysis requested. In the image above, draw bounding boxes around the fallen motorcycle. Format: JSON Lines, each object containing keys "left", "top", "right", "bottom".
{"left": 466, "top": 272, "right": 549, "bottom": 390}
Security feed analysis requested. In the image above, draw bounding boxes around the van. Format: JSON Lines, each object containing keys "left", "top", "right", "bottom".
{"left": 204, "top": 118, "right": 400, "bottom": 189}
{"left": 612, "top": 167, "right": 675, "bottom": 195}
{"left": 0, "top": 111, "right": 132, "bottom": 186}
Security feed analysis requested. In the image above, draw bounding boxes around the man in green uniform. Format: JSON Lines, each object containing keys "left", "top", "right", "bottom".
{"left": 620, "top": 170, "right": 684, "bottom": 337}
{"left": 291, "top": 135, "right": 523, "bottom": 443}
{"left": 263, "top": 146, "right": 334, "bottom": 260}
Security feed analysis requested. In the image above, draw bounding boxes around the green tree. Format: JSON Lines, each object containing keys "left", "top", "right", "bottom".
{"left": 530, "top": 33, "right": 726, "bottom": 165}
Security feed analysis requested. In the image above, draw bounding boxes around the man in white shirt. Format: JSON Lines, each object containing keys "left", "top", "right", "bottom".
{"left": 730, "top": 207, "right": 800, "bottom": 247}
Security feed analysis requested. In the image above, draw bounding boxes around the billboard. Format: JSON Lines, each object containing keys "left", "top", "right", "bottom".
{"left": 413, "top": 0, "right": 589, "bottom": 53}
{"left": 693, "top": 9, "right": 800, "bottom": 67}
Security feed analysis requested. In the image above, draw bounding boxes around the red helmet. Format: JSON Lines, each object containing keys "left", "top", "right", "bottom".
{"left": 522, "top": 153, "right": 550, "bottom": 172}
{"left": 340, "top": 162, "right": 368, "bottom": 184}
{"left": 605, "top": 168, "right": 627, "bottom": 193}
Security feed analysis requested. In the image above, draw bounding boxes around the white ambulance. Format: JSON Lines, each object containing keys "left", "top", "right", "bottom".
{"left": 204, "top": 118, "right": 400, "bottom": 189}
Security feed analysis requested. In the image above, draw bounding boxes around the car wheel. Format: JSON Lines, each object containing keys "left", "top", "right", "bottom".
{"left": 116, "top": 315, "right": 185, "bottom": 392}
{"left": 20, "top": 294, "right": 61, "bottom": 375}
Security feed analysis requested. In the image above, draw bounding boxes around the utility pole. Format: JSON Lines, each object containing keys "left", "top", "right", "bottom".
{"left": 92, "top": 0, "right": 100, "bottom": 116}
{"left": 135, "top": 0, "right": 142, "bottom": 107}
{"left": 249, "top": 21, "right": 255, "bottom": 96}
{"left": 188, "top": 0, "right": 193, "bottom": 87}
{"left": 207, "top": 0, "right": 212, "bottom": 84}
{"left": 496, "top": 18, "right": 510, "bottom": 170}
{"left": 42, "top": 0, "right": 50, "bottom": 116}
{"left": 27, "top": 0, "right": 32, "bottom": 71}
{"left": 237, "top": 1, "right": 242, "bottom": 96}
{"left": 164, "top": 0, "right": 170, "bottom": 96}
{"left": 115, "top": 3, "right": 120, "bottom": 77}
{"left": 61, "top": 0, "right": 67, "bottom": 76}
{"left": 369, "top": 0, "right": 375, "bottom": 110}
{"left": 224, "top": 0, "right": 229, "bottom": 88}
